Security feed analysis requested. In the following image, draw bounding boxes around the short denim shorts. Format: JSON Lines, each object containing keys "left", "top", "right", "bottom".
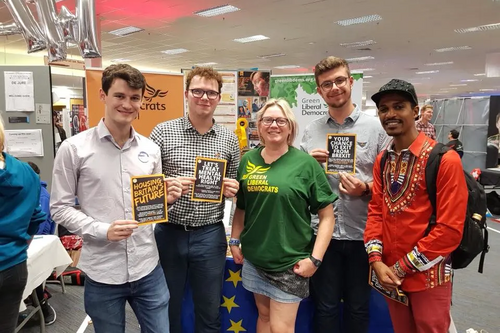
{"left": 242, "top": 259, "right": 303, "bottom": 304}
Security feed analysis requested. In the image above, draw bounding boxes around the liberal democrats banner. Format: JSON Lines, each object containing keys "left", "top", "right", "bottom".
{"left": 86, "top": 69, "right": 184, "bottom": 137}
{"left": 270, "top": 73, "right": 363, "bottom": 147}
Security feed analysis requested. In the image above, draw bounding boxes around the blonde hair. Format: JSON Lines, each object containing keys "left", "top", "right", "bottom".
{"left": 256, "top": 98, "right": 297, "bottom": 146}
{"left": 0, "top": 116, "right": 5, "bottom": 163}
{"left": 421, "top": 104, "right": 433, "bottom": 113}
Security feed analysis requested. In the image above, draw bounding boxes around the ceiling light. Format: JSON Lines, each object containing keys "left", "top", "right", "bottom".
{"left": 461, "top": 79, "right": 479, "bottom": 82}
{"left": 340, "top": 40, "right": 376, "bottom": 48}
{"left": 425, "top": 61, "right": 454, "bottom": 66}
{"left": 346, "top": 56, "right": 375, "bottom": 62}
{"left": 363, "top": 75, "right": 373, "bottom": 78}
{"left": 274, "top": 65, "right": 301, "bottom": 69}
{"left": 161, "top": 48, "right": 188, "bottom": 55}
{"left": 233, "top": 35, "right": 269, "bottom": 43}
{"left": 480, "top": 88, "right": 496, "bottom": 91}
{"left": 353, "top": 68, "right": 375, "bottom": 72}
{"left": 108, "top": 26, "right": 143, "bottom": 36}
{"left": 195, "top": 62, "right": 217, "bottom": 66}
{"left": 450, "top": 84, "right": 467, "bottom": 87}
{"left": 111, "top": 58, "right": 131, "bottom": 63}
{"left": 336, "top": 14, "right": 382, "bottom": 26}
{"left": 258, "top": 53, "right": 285, "bottom": 59}
{"left": 455, "top": 23, "right": 500, "bottom": 34}
{"left": 474, "top": 73, "right": 486, "bottom": 76}
{"left": 416, "top": 70, "right": 439, "bottom": 74}
{"left": 435, "top": 46, "right": 471, "bottom": 52}
{"left": 444, "top": 87, "right": 458, "bottom": 90}
{"left": 194, "top": 4, "right": 240, "bottom": 17}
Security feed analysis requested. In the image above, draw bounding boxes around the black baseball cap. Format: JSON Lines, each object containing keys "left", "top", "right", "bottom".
{"left": 371, "top": 79, "right": 418, "bottom": 107}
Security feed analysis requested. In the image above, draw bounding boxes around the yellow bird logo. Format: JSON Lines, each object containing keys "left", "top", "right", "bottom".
{"left": 244, "top": 161, "right": 270, "bottom": 178}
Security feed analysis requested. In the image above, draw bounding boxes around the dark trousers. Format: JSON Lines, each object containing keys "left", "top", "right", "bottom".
{"left": 310, "top": 239, "right": 371, "bottom": 333}
{"left": 0, "top": 261, "right": 28, "bottom": 333}
{"left": 155, "top": 222, "right": 227, "bottom": 333}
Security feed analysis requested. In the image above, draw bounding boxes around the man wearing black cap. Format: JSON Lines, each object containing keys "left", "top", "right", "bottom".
{"left": 364, "top": 79, "right": 468, "bottom": 333}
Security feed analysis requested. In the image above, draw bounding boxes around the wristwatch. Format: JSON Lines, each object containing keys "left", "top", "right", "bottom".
{"left": 309, "top": 255, "right": 322, "bottom": 268}
{"left": 362, "top": 182, "right": 371, "bottom": 196}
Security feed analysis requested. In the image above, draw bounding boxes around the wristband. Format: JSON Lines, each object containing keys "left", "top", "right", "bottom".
{"left": 228, "top": 238, "right": 241, "bottom": 246}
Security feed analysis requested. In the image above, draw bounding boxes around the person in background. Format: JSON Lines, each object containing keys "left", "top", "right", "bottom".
{"left": 150, "top": 66, "right": 240, "bottom": 333}
{"left": 365, "top": 79, "right": 467, "bottom": 333}
{"left": 17, "top": 162, "right": 57, "bottom": 326}
{"left": 251, "top": 71, "right": 270, "bottom": 97}
{"left": 415, "top": 104, "right": 436, "bottom": 140}
{"left": 445, "top": 129, "right": 464, "bottom": 158}
{"left": 53, "top": 111, "right": 67, "bottom": 153}
{"left": 230, "top": 99, "right": 337, "bottom": 333}
{"left": 0, "top": 117, "right": 46, "bottom": 333}
{"left": 51, "top": 64, "right": 182, "bottom": 333}
{"left": 300, "top": 56, "right": 389, "bottom": 333}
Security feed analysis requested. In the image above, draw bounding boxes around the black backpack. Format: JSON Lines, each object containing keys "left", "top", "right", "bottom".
{"left": 380, "top": 143, "right": 489, "bottom": 273}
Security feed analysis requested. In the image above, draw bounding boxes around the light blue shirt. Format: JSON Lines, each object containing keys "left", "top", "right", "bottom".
{"left": 300, "top": 105, "right": 390, "bottom": 241}
{"left": 50, "top": 119, "right": 162, "bottom": 284}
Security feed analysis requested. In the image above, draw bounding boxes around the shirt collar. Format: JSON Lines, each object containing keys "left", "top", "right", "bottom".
{"left": 388, "top": 132, "right": 428, "bottom": 157}
{"left": 325, "top": 104, "right": 360, "bottom": 124}
{"left": 97, "top": 118, "right": 138, "bottom": 142}
{"left": 182, "top": 116, "right": 217, "bottom": 135}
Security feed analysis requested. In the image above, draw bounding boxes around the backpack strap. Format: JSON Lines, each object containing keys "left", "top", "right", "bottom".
{"left": 478, "top": 226, "right": 489, "bottom": 274}
{"left": 424, "top": 143, "right": 450, "bottom": 235}
{"left": 379, "top": 150, "right": 389, "bottom": 190}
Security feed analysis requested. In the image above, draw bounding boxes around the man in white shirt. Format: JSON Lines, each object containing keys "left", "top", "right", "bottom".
{"left": 50, "top": 64, "right": 182, "bottom": 333}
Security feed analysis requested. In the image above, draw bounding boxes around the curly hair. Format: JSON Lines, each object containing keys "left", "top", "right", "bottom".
{"left": 185, "top": 67, "right": 223, "bottom": 93}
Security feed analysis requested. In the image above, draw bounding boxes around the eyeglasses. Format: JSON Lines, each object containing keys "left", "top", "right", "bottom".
{"left": 190, "top": 89, "right": 220, "bottom": 100}
{"left": 319, "top": 77, "right": 349, "bottom": 92}
{"left": 261, "top": 117, "right": 289, "bottom": 127}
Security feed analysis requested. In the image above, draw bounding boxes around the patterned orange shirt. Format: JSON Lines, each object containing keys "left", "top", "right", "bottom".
{"left": 364, "top": 133, "right": 468, "bottom": 292}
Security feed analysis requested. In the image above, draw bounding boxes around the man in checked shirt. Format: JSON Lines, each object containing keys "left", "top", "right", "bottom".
{"left": 415, "top": 104, "right": 436, "bottom": 140}
{"left": 150, "top": 66, "right": 240, "bottom": 333}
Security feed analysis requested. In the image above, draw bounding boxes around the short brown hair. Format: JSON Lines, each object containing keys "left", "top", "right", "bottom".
{"left": 185, "top": 67, "right": 223, "bottom": 93}
{"left": 257, "top": 98, "right": 298, "bottom": 146}
{"left": 250, "top": 71, "right": 270, "bottom": 83}
{"left": 421, "top": 104, "right": 433, "bottom": 113}
{"left": 101, "top": 64, "right": 146, "bottom": 96}
{"left": 314, "top": 56, "right": 351, "bottom": 86}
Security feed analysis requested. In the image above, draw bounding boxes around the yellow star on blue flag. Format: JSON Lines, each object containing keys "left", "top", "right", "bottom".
{"left": 226, "top": 269, "right": 242, "bottom": 288}
{"left": 227, "top": 319, "right": 246, "bottom": 333}
{"left": 221, "top": 295, "right": 240, "bottom": 314}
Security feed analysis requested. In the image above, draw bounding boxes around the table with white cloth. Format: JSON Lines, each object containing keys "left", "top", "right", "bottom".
{"left": 16, "top": 235, "right": 72, "bottom": 333}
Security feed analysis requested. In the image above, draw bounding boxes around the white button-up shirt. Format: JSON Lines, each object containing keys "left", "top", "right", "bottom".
{"left": 50, "top": 119, "right": 161, "bottom": 284}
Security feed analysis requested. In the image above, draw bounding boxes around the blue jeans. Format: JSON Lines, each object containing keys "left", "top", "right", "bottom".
{"left": 155, "top": 222, "right": 227, "bottom": 333}
{"left": 0, "top": 261, "right": 28, "bottom": 333}
{"left": 310, "top": 239, "right": 371, "bottom": 333}
{"left": 84, "top": 264, "right": 170, "bottom": 333}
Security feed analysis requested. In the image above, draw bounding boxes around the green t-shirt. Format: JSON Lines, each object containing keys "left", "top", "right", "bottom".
{"left": 236, "top": 146, "right": 338, "bottom": 272}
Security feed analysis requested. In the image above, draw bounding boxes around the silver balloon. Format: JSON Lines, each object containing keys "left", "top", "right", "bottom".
{"left": 75, "top": 0, "right": 101, "bottom": 58}
{"left": 0, "top": 22, "right": 21, "bottom": 36}
{"left": 4, "top": 0, "right": 46, "bottom": 52}
{"left": 57, "top": 6, "right": 77, "bottom": 43}
{"left": 34, "top": 0, "right": 67, "bottom": 62}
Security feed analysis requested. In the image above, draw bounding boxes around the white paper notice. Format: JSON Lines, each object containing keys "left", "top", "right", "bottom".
{"left": 4, "top": 71, "right": 35, "bottom": 112}
{"left": 35, "top": 103, "right": 52, "bottom": 124}
{"left": 4, "top": 129, "right": 44, "bottom": 157}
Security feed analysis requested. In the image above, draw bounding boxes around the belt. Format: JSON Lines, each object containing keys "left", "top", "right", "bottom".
{"left": 166, "top": 222, "right": 222, "bottom": 232}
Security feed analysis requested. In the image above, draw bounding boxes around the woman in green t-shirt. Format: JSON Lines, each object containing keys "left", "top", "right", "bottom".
{"left": 230, "top": 98, "right": 337, "bottom": 332}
